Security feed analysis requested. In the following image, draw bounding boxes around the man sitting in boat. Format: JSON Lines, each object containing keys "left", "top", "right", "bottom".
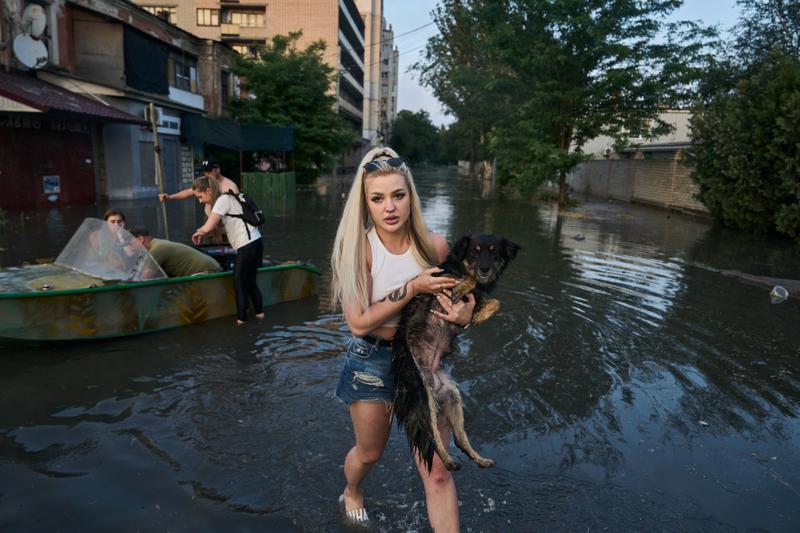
{"left": 128, "top": 227, "right": 222, "bottom": 278}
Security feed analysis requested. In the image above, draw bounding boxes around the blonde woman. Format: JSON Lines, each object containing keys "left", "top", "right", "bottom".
{"left": 330, "top": 147, "right": 475, "bottom": 532}
{"left": 191, "top": 177, "right": 264, "bottom": 325}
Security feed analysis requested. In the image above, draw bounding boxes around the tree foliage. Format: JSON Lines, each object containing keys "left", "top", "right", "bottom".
{"left": 690, "top": 53, "right": 800, "bottom": 240}
{"left": 734, "top": 0, "right": 800, "bottom": 66}
{"left": 389, "top": 110, "right": 441, "bottom": 165}
{"left": 229, "top": 32, "right": 354, "bottom": 181}
{"left": 416, "top": 0, "right": 713, "bottom": 203}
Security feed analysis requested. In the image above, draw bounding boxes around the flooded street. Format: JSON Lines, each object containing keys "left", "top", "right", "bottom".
{"left": 1, "top": 167, "right": 799, "bottom": 532}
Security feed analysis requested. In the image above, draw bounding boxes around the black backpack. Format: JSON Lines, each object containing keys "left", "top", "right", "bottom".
{"left": 224, "top": 191, "right": 264, "bottom": 239}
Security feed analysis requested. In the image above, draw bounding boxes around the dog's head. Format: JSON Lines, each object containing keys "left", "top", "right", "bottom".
{"left": 449, "top": 235, "right": 521, "bottom": 289}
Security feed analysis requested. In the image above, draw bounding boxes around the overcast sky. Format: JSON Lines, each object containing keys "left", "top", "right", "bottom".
{"left": 383, "top": 0, "right": 743, "bottom": 126}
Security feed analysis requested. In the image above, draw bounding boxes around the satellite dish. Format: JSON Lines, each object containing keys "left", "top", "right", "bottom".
{"left": 13, "top": 34, "right": 48, "bottom": 69}
{"left": 22, "top": 4, "right": 47, "bottom": 38}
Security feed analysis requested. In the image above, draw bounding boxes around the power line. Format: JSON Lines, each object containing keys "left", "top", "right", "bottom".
{"left": 323, "top": 20, "right": 436, "bottom": 61}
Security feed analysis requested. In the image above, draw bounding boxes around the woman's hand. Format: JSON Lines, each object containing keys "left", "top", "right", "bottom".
{"left": 431, "top": 291, "right": 476, "bottom": 327}
{"left": 412, "top": 267, "right": 458, "bottom": 295}
{"left": 191, "top": 230, "right": 204, "bottom": 245}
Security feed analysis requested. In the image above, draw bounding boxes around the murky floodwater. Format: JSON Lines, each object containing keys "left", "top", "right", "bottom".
{"left": 1, "top": 168, "right": 799, "bottom": 532}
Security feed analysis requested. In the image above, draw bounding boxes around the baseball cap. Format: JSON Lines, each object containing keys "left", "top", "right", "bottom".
{"left": 199, "top": 159, "right": 220, "bottom": 172}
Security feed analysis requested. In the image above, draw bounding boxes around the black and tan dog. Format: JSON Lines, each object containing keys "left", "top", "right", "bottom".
{"left": 392, "top": 235, "right": 520, "bottom": 471}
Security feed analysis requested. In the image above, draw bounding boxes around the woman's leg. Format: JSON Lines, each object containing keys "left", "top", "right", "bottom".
{"left": 415, "top": 425, "right": 459, "bottom": 533}
{"left": 342, "top": 401, "right": 392, "bottom": 512}
{"left": 246, "top": 239, "right": 264, "bottom": 315}
{"left": 233, "top": 249, "right": 249, "bottom": 322}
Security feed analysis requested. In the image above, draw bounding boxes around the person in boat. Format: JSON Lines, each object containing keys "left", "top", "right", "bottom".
{"left": 190, "top": 177, "right": 264, "bottom": 325}
{"left": 88, "top": 209, "right": 131, "bottom": 267}
{"left": 158, "top": 159, "right": 239, "bottom": 212}
{"left": 329, "top": 147, "right": 475, "bottom": 531}
{"left": 128, "top": 227, "right": 222, "bottom": 278}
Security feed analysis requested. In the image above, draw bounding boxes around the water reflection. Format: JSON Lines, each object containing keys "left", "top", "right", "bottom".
{"left": 1, "top": 169, "right": 799, "bottom": 531}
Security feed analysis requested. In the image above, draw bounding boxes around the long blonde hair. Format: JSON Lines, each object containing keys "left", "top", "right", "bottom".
{"left": 330, "top": 146, "right": 438, "bottom": 312}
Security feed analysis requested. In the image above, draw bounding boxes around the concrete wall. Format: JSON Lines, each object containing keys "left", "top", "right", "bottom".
{"left": 568, "top": 153, "right": 707, "bottom": 213}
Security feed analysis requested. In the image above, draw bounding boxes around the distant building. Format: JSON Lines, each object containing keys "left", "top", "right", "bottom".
{"left": 0, "top": 0, "right": 241, "bottom": 207}
{"left": 133, "top": 0, "right": 368, "bottom": 143}
{"left": 379, "top": 21, "right": 398, "bottom": 144}
{"left": 356, "top": 0, "right": 381, "bottom": 145}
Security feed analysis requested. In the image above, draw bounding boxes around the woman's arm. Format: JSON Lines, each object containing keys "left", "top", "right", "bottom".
{"left": 191, "top": 212, "right": 222, "bottom": 245}
{"left": 344, "top": 267, "right": 459, "bottom": 336}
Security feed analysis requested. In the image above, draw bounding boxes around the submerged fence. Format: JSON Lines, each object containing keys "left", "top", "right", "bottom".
{"left": 240, "top": 171, "right": 296, "bottom": 216}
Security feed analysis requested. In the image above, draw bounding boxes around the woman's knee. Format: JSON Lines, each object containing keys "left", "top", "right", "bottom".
{"left": 421, "top": 461, "right": 453, "bottom": 490}
{"left": 355, "top": 445, "right": 384, "bottom": 466}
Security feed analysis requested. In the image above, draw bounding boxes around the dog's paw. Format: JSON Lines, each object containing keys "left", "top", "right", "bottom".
{"left": 444, "top": 459, "right": 461, "bottom": 472}
{"left": 476, "top": 458, "right": 495, "bottom": 468}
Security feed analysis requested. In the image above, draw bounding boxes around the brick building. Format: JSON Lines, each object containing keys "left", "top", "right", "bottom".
{"left": 134, "top": 0, "right": 367, "bottom": 137}
{"left": 0, "top": 0, "right": 242, "bottom": 208}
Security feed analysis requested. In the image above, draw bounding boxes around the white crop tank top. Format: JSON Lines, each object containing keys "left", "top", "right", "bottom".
{"left": 367, "top": 227, "right": 426, "bottom": 328}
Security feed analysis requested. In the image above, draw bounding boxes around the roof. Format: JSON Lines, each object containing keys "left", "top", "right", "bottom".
{"left": 622, "top": 141, "right": 691, "bottom": 153}
{"left": 0, "top": 71, "right": 146, "bottom": 124}
{"left": 181, "top": 114, "right": 293, "bottom": 152}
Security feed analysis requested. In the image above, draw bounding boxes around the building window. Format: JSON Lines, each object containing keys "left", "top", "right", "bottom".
{"left": 223, "top": 10, "right": 265, "bottom": 28}
{"left": 168, "top": 52, "right": 198, "bottom": 92}
{"left": 143, "top": 6, "right": 177, "bottom": 24}
{"left": 197, "top": 9, "right": 220, "bottom": 26}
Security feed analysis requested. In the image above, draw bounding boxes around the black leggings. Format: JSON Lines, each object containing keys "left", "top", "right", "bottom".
{"left": 234, "top": 238, "right": 264, "bottom": 321}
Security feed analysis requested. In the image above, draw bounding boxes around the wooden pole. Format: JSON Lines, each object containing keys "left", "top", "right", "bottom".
{"left": 148, "top": 103, "right": 170, "bottom": 240}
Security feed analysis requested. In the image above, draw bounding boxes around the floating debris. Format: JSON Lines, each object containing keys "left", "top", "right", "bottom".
{"left": 770, "top": 285, "right": 788, "bottom": 304}
{"left": 558, "top": 211, "right": 587, "bottom": 219}
{"left": 572, "top": 234, "right": 585, "bottom": 241}
{"left": 699, "top": 420, "right": 709, "bottom": 426}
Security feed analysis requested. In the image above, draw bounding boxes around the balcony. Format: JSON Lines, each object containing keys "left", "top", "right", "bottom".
{"left": 221, "top": 23, "right": 240, "bottom": 36}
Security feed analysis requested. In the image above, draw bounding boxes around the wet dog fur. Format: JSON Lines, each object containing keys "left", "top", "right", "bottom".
{"left": 391, "top": 235, "right": 520, "bottom": 471}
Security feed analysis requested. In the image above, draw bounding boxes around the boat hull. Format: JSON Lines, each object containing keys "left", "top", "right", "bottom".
{"left": 0, "top": 264, "right": 319, "bottom": 342}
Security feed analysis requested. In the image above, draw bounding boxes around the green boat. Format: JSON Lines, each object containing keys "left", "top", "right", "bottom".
{"left": 0, "top": 219, "right": 319, "bottom": 342}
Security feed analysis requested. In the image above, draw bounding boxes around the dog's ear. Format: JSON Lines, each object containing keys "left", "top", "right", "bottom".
{"left": 501, "top": 238, "right": 521, "bottom": 261}
{"left": 451, "top": 236, "right": 472, "bottom": 260}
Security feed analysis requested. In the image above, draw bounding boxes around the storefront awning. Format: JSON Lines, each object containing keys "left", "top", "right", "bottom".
{"left": 181, "top": 114, "right": 293, "bottom": 152}
{"left": 0, "top": 71, "right": 146, "bottom": 124}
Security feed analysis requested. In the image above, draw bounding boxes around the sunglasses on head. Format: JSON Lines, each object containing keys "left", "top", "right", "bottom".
{"left": 363, "top": 157, "right": 406, "bottom": 173}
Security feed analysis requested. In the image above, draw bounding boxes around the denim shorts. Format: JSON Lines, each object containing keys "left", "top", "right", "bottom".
{"left": 335, "top": 336, "right": 395, "bottom": 405}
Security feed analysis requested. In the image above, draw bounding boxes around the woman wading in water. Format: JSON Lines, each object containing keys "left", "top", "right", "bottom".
{"left": 330, "top": 147, "right": 475, "bottom": 531}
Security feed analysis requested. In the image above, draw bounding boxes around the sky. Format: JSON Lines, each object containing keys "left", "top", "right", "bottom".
{"left": 382, "top": 0, "right": 743, "bottom": 127}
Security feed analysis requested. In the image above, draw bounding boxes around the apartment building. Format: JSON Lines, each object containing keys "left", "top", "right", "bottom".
{"left": 356, "top": 0, "right": 381, "bottom": 145}
{"left": 134, "top": 0, "right": 368, "bottom": 138}
{"left": 379, "top": 22, "right": 398, "bottom": 143}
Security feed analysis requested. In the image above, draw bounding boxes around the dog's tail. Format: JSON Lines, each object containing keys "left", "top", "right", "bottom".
{"left": 392, "top": 323, "right": 437, "bottom": 472}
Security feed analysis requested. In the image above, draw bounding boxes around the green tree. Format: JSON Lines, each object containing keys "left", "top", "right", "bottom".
{"left": 415, "top": 1, "right": 497, "bottom": 174}
{"left": 690, "top": 52, "right": 800, "bottom": 240}
{"left": 734, "top": 0, "right": 800, "bottom": 66}
{"left": 389, "top": 110, "right": 440, "bottom": 165}
{"left": 417, "top": 0, "right": 713, "bottom": 204}
{"left": 229, "top": 32, "right": 354, "bottom": 181}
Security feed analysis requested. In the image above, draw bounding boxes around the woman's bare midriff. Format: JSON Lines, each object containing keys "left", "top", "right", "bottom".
{"left": 371, "top": 325, "right": 398, "bottom": 341}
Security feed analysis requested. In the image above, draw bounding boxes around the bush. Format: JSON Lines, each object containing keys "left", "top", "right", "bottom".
{"left": 689, "top": 52, "right": 800, "bottom": 240}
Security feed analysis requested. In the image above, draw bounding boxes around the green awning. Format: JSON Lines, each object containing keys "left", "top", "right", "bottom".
{"left": 181, "top": 114, "right": 293, "bottom": 151}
